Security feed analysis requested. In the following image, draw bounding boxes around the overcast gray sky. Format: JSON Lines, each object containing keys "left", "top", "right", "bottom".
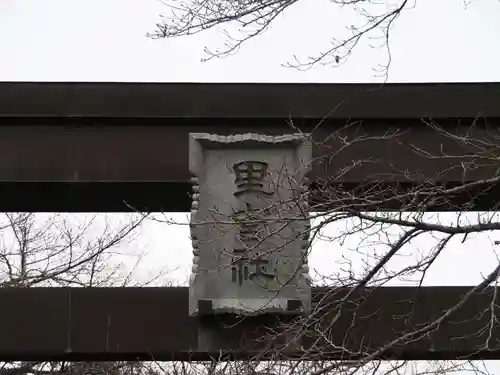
{"left": 1, "top": 0, "right": 500, "bottom": 82}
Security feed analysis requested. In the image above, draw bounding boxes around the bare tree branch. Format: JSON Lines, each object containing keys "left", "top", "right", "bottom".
{"left": 149, "top": 0, "right": 417, "bottom": 77}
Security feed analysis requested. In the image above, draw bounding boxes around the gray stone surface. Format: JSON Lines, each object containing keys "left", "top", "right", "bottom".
{"left": 189, "top": 133, "right": 312, "bottom": 316}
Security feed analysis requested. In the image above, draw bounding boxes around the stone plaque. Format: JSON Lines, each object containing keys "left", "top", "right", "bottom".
{"left": 189, "top": 133, "right": 312, "bottom": 316}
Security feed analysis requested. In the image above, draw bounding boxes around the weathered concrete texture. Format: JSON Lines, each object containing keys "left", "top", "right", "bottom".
{"left": 189, "top": 133, "right": 312, "bottom": 316}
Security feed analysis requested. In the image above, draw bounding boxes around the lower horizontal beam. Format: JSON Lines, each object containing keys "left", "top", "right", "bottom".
{"left": 1, "top": 287, "right": 499, "bottom": 361}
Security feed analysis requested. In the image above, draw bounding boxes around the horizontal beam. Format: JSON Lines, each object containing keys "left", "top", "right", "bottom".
{"left": 0, "top": 120, "right": 498, "bottom": 211}
{"left": 1, "top": 181, "right": 499, "bottom": 212}
{"left": 1, "top": 82, "right": 500, "bottom": 119}
{"left": 1, "top": 287, "right": 499, "bottom": 361}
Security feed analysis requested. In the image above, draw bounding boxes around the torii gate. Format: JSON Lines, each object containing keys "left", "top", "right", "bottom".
{"left": 1, "top": 81, "right": 500, "bottom": 361}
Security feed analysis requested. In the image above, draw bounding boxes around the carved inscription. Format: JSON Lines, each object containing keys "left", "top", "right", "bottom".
{"left": 231, "top": 205, "right": 276, "bottom": 286}
{"left": 230, "top": 160, "right": 277, "bottom": 287}
{"left": 188, "top": 133, "right": 312, "bottom": 316}
{"left": 233, "top": 161, "right": 273, "bottom": 196}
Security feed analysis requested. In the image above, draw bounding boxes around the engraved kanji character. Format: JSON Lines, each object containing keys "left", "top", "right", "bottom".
{"left": 233, "top": 161, "right": 273, "bottom": 196}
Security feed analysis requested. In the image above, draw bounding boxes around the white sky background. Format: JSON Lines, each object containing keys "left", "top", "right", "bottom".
{"left": 1, "top": 0, "right": 500, "bottom": 370}
{"left": 1, "top": 0, "right": 500, "bottom": 82}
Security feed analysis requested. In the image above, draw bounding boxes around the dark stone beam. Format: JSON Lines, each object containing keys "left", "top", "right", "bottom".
{"left": 0, "top": 120, "right": 498, "bottom": 211}
{"left": 1, "top": 82, "right": 500, "bottom": 119}
{"left": 0, "top": 287, "right": 499, "bottom": 362}
{"left": 1, "top": 181, "right": 499, "bottom": 212}
{"left": 0, "top": 121, "right": 498, "bottom": 183}
{"left": 1, "top": 82, "right": 500, "bottom": 212}
{"left": 0, "top": 182, "right": 189, "bottom": 212}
